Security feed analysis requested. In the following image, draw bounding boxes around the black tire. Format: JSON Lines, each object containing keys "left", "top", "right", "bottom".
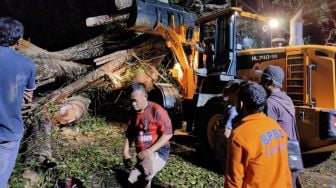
{"left": 148, "top": 83, "right": 183, "bottom": 132}
{"left": 302, "top": 152, "right": 333, "bottom": 168}
{"left": 196, "top": 96, "right": 228, "bottom": 170}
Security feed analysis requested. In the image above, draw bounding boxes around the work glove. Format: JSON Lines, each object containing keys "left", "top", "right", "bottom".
{"left": 123, "top": 158, "right": 133, "bottom": 169}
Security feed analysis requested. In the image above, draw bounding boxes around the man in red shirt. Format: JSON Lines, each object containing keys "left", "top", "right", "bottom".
{"left": 225, "top": 82, "right": 292, "bottom": 188}
{"left": 123, "top": 83, "right": 173, "bottom": 188}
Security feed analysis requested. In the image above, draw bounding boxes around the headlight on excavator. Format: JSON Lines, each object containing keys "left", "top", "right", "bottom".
{"left": 320, "top": 110, "right": 336, "bottom": 139}
{"left": 269, "top": 18, "right": 280, "bottom": 28}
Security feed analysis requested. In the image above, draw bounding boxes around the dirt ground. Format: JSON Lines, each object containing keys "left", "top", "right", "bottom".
{"left": 171, "top": 131, "right": 336, "bottom": 187}
{"left": 300, "top": 152, "right": 336, "bottom": 187}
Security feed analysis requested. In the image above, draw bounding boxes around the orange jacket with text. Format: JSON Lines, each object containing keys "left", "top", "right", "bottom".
{"left": 225, "top": 113, "right": 292, "bottom": 188}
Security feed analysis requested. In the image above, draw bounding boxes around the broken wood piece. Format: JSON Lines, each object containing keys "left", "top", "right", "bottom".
{"left": 115, "top": 0, "right": 133, "bottom": 10}
{"left": 86, "top": 13, "right": 130, "bottom": 27}
{"left": 48, "top": 57, "right": 128, "bottom": 102}
{"left": 94, "top": 50, "right": 130, "bottom": 66}
{"left": 22, "top": 169, "right": 39, "bottom": 188}
{"left": 35, "top": 78, "right": 56, "bottom": 88}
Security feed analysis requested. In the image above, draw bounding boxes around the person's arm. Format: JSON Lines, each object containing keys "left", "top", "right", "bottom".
{"left": 224, "top": 136, "right": 245, "bottom": 188}
{"left": 224, "top": 106, "right": 239, "bottom": 129}
{"left": 123, "top": 138, "right": 132, "bottom": 160}
{"left": 24, "top": 61, "right": 36, "bottom": 103}
{"left": 123, "top": 137, "right": 134, "bottom": 169}
{"left": 123, "top": 117, "right": 134, "bottom": 160}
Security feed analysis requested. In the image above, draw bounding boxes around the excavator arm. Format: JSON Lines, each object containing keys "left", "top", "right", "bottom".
{"left": 86, "top": 0, "right": 200, "bottom": 99}
{"left": 154, "top": 22, "right": 199, "bottom": 99}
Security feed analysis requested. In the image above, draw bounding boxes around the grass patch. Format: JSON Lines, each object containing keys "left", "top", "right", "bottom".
{"left": 156, "top": 154, "right": 223, "bottom": 187}
{"left": 331, "top": 152, "right": 336, "bottom": 160}
{"left": 9, "top": 114, "right": 223, "bottom": 187}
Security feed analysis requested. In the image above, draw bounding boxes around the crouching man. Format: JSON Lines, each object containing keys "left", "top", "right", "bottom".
{"left": 123, "top": 83, "right": 173, "bottom": 188}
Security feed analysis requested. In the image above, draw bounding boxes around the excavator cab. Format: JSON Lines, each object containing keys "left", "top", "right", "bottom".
{"left": 193, "top": 8, "right": 275, "bottom": 164}
{"left": 196, "top": 7, "right": 272, "bottom": 75}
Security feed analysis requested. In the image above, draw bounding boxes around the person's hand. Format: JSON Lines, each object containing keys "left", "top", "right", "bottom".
{"left": 137, "top": 149, "right": 153, "bottom": 160}
{"left": 123, "top": 158, "right": 133, "bottom": 169}
{"left": 24, "top": 91, "right": 33, "bottom": 103}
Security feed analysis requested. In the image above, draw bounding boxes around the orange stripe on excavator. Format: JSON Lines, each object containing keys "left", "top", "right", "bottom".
{"left": 154, "top": 22, "right": 198, "bottom": 99}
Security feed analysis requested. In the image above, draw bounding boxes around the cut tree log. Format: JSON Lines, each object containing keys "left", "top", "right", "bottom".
{"left": 86, "top": 13, "right": 130, "bottom": 27}
{"left": 49, "top": 33, "right": 126, "bottom": 61}
{"left": 23, "top": 96, "right": 90, "bottom": 179}
{"left": 55, "top": 96, "right": 91, "bottom": 125}
{"left": 18, "top": 40, "right": 91, "bottom": 88}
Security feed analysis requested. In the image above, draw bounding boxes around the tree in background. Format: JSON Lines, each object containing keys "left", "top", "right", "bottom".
{"left": 239, "top": 0, "right": 336, "bottom": 45}
{"left": 0, "top": 0, "right": 335, "bottom": 48}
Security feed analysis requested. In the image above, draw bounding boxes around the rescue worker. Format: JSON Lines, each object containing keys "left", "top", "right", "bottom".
{"left": 260, "top": 65, "right": 303, "bottom": 188}
{"left": 225, "top": 82, "right": 292, "bottom": 188}
{"left": 220, "top": 79, "right": 242, "bottom": 138}
{"left": 213, "top": 79, "right": 242, "bottom": 171}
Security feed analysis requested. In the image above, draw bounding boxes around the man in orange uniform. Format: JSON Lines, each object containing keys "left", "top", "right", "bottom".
{"left": 225, "top": 82, "right": 292, "bottom": 188}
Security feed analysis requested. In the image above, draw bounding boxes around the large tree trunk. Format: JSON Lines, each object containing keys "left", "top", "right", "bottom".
{"left": 17, "top": 33, "right": 164, "bottom": 90}
{"left": 20, "top": 35, "right": 168, "bottom": 113}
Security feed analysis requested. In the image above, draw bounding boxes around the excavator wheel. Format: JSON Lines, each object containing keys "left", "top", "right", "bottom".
{"left": 148, "top": 83, "right": 183, "bottom": 131}
{"left": 197, "top": 96, "right": 228, "bottom": 170}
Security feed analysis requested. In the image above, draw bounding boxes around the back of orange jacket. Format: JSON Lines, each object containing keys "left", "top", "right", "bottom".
{"left": 225, "top": 113, "right": 292, "bottom": 188}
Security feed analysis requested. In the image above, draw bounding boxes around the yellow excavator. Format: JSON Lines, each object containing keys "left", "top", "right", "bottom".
{"left": 87, "top": 0, "right": 336, "bottom": 159}
{"left": 193, "top": 7, "right": 336, "bottom": 155}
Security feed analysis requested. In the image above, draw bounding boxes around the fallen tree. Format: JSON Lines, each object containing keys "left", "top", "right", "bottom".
{"left": 14, "top": 1, "right": 190, "bottom": 185}
{"left": 19, "top": 33, "right": 171, "bottom": 179}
